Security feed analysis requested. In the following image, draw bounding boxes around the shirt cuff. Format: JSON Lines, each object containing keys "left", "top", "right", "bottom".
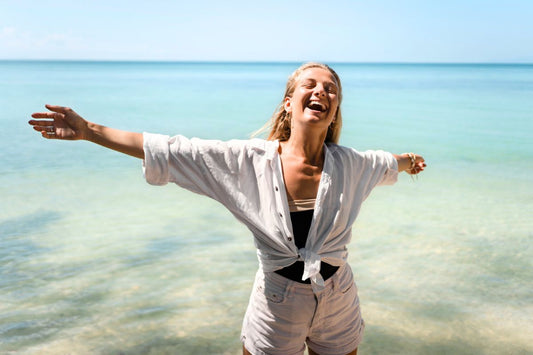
{"left": 380, "top": 152, "right": 399, "bottom": 186}
{"left": 142, "top": 132, "right": 171, "bottom": 186}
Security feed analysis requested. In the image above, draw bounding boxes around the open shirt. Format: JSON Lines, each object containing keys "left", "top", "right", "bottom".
{"left": 142, "top": 133, "right": 398, "bottom": 291}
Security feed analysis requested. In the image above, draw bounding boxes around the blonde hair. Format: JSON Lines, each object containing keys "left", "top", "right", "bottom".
{"left": 262, "top": 62, "right": 343, "bottom": 144}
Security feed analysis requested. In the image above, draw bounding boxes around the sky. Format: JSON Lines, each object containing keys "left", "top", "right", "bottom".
{"left": 1, "top": 0, "right": 532, "bottom": 63}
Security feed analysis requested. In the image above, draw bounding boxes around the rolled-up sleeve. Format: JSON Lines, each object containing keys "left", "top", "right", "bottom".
{"left": 374, "top": 150, "right": 398, "bottom": 186}
{"left": 143, "top": 132, "right": 172, "bottom": 186}
{"left": 142, "top": 132, "right": 257, "bottom": 208}
{"left": 352, "top": 149, "right": 398, "bottom": 201}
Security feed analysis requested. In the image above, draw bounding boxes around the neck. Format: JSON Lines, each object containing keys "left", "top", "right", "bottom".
{"left": 282, "top": 129, "right": 327, "bottom": 166}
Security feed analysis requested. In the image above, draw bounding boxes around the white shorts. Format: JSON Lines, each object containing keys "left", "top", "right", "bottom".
{"left": 241, "top": 263, "right": 364, "bottom": 355}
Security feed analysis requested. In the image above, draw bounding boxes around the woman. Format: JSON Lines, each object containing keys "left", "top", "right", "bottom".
{"left": 29, "top": 62, "right": 425, "bottom": 355}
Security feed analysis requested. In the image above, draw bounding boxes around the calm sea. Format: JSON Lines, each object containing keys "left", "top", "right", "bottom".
{"left": 1, "top": 61, "right": 532, "bottom": 354}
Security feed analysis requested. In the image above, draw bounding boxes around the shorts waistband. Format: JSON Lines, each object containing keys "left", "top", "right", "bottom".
{"left": 266, "top": 263, "right": 347, "bottom": 293}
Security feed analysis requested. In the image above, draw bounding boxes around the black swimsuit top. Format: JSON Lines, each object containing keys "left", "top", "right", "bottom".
{"left": 275, "top": 209, "right": 339, "bottom": 284}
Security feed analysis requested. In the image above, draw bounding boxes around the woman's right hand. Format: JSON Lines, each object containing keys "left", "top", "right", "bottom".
{"left": 29, "top": 104, "right": 145, "bottom": 159}
{"left": 29, "top": 104, "right": 89, "bottom": 140}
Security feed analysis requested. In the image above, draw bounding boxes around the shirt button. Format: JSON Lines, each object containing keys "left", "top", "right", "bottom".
{"left": 279, "top": 213, "right": 283, "bottom": 218}
{"left": 288, "top": 237, "right": 292, "bottom": 242}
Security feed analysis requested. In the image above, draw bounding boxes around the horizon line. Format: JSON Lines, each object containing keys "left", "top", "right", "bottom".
{"left": 1, "top": 59, "right": 532, "bottom": 65}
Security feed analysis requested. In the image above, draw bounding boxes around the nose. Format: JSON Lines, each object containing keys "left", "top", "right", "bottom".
{"left": 313, "top": 84, "right": 326, "bottom": 97}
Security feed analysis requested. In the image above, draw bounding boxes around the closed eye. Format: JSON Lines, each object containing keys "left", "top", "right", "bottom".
{"left": 302, "top": 80, "right": 316, "bottom": 88}
{"left": 325, "top": 83, "right": 338, "bottom": 94}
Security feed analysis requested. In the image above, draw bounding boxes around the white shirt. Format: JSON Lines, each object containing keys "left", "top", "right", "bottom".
{"left": 142, "top": 133, "right": 398, "bottom": 291}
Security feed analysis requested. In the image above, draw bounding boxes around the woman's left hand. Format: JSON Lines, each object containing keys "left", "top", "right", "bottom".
{"left": 406, "top": 154, "right": 426, "bottom": 175}
{"left": 394, "top": 153, "right": 426, "bottom": 174}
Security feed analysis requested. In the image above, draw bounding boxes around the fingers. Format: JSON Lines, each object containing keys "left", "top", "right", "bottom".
{"left": 31, "top": 111, "right": 64, "bottom": 119}
{"left": 29, "top": 118, "right": 54, "bottom": 126}
{"left": 29, "top": 109, "right": 56, "bottom": 138}
{"left": 32, "top": 124, "right": 52, "bottom": 131}
{"left": 40, "top": 130, "right": 57, "bottom": 139}
{"left": 30, "top": 120, "right": 56, "bottom": 138}
{"left": 30, "top": 104, "right": 69, "bottom": 121}
{"left": 32, "top": 124, "right": 55, "bottom": 132}
{"left": 414, "top": 155, "right": 426, "bottom": 174}
{"left": 29, "top": 111, "right": 64, "bottom": 134}
{"left": 28, "top": 118, "right": 55, "bottom": 133}
{"left": 406, "top": 161, "right": 426, "bottom": 175}
{"left": 411, "top": 163, "right": 426, "bottom": 174}
{"left": 30, "top": 124, "right": 57, "bottom": 139}
{"left": 415, "top": 154, "right": 425, "bottom": 163}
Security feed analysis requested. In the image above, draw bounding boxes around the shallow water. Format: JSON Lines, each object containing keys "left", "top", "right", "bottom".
{"left": 1, "top": 61, "right": 532, "bottom": 354}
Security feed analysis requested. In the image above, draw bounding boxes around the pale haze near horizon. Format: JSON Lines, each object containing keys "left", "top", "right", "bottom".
{"left": 1, "top": 0, "right": 532, "bottom": 63}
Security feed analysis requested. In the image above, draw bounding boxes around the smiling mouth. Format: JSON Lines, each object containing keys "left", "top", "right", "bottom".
{"left": 306, "top": 101, "right": 327, "bottom": 112}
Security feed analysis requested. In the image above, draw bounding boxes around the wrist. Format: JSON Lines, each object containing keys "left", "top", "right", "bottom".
{"left": 85, "top": 121, "right": 99, "bottom": 142}
{"left": 397, "top": 152, "right": 416, "bottom": 173}
{"left": 405, "top": 152, "right": 416, "bottom": 171}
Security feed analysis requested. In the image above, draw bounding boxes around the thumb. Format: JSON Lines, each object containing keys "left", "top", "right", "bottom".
{"left": 45, "top": 104, "right": 71, "bottom": 114}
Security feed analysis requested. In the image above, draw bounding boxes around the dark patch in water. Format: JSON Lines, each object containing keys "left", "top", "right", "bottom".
{"left": 0, "top": 210, "right": 62, "bottom": 239}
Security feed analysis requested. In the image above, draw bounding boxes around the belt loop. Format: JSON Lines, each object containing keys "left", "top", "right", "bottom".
{"left": 286, "top": 279, "right": 293, "bottom": 296}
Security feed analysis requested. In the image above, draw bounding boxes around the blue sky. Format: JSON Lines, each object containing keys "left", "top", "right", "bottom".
{"left": 1, "top": 0, "right": 532, "bottom": 62}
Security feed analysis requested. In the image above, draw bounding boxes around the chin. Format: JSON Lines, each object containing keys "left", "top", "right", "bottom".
{"left": 303, "top": 113, "right": 331, "bottom": 124}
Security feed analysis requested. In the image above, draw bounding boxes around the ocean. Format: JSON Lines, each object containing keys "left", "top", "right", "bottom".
{"left": 1, "top": 61, "right": 532, "bottom": 354}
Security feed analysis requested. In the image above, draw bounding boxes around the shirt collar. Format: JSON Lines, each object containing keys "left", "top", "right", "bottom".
{"left": 267, "top": 140, "right": 338, "bottom": 160}
{"left": 264, "top": 140, "right": 279, "bottom": 161}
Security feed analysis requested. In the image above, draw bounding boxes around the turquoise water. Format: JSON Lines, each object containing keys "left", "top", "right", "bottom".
{"left": 1, "top": 61, "right": 532, "bottom": 354}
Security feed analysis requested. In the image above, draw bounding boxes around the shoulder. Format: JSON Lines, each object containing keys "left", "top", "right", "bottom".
{"left": 326, "top": 143, "right": 394, "bottom": 165}
{"left": 177, "top": 136, "right": 278, "bottom": 160}
{"left": 146, "top": 133, "right": 273, "bottom": 149}
{"left": 325, "top": 142, "right": 361, "bottom": 161}
{"left": 223, "top": 138, "right": 278, "bottom": 157}
{"left": 329, "top": 142, "right": 390, "bottom": 156}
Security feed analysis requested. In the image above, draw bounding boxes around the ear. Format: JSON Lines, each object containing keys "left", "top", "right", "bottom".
{"left": 283, "top": 97, "right": 292, "bottom": 113}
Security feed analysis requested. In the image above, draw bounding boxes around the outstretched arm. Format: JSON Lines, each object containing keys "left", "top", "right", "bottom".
{"left": 393, "top": 153, "right": 426, "bottom": 175}
{"left": 28, "top": 105, "right": 144, "bottom": 159}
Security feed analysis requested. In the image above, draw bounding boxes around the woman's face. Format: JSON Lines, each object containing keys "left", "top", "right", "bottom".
{"left": 284, "top": 67, "right": 339, "bottom": 131}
